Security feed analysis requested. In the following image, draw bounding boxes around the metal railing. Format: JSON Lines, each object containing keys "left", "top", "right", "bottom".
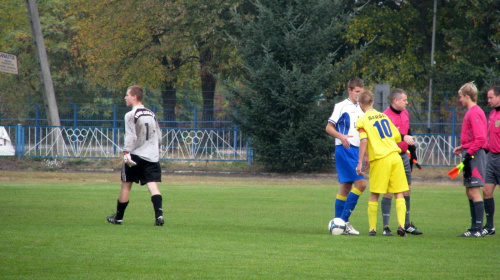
{"left": 5, "top": 125, "right": 252, "bottom": 164}
{"left": 2, "top": 124, "right": 464, "bottom": 167}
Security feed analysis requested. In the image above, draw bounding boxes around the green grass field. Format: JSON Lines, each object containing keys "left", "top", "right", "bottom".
{"left": 0, "top": 171, "right": 498, "bottom": 279}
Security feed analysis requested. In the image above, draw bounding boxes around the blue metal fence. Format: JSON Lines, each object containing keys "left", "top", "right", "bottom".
{"left": 4, "top": 124, "right": 252, "bottom": 165}
{"left": 3, "top": 123, "right": 463, "bottom": 167}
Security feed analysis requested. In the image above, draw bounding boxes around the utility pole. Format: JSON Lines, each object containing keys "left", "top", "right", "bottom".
{"left": 427, "top": 0, "right": 437, "bottom": 134}
{"left": 26, "top": 0, "right": 63, "bottom": 156}
{"left": 25, "top": 0, "right": 61, "bottom": 127}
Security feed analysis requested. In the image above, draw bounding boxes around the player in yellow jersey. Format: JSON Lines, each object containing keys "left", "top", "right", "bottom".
{"left": 355, "top": 90, "right": 409, "bottom": 236}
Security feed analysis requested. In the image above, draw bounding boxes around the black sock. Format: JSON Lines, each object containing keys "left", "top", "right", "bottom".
{"left": 484, "top": 198, "right": 495, "bottom": 228}
{"left": 468, "top": 199, "right": 475, "bottom": 229}
{"left": 473, "top": 201, "right": 484, "bottom": 231}
{"left": 151, "top": 194, "right": 163, "bottom": 218}
{"left": 116, "top": 200, "right": 129, "bottom": 220}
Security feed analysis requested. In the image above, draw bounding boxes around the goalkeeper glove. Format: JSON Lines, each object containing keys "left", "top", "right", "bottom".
{"left": 123, "top": 151, "right": 137, "bottom": 167}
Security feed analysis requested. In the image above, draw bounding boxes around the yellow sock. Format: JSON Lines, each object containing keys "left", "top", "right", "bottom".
{"left": 368, "top": 201, "right": 378, "bottom": 231}
{"left": 336, "top": 194, "right": 347, "bottom": 201}
{"left": 352, "top": 187, "right": 363, "bottom": 196}
{"left": 396, "top": 198, "right": 407, "bottom": 228}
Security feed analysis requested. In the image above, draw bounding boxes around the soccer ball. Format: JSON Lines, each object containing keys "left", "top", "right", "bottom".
{"left": 328, "top": 218, "right": 346, "bottom": 235}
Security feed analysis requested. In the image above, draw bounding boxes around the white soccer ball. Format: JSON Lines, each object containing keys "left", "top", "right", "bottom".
{"left": 328, "top": 218, "right": 346, "bottom": 235}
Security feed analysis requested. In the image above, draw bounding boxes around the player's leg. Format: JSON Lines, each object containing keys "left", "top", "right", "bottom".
{"left": 334, "top": 147, "right": 353, "bottom": 219}
{"left": 341, "top": 179, "right": 365, "bottom": 235}
{"left": 482, "top": 183, "right": 496, "bottom": 235}
{"left": 458, "top": 149, "right": 486, "bottom": 237}
{"left": 466, "top": 187, "right": 484, "bottom": 228}
{"left": 381, "top": 192, "right": 393, "bottom": 235}
{"left": 142, "top": 160, "right": 164, "bottom": 226}
{"left": 394, "top": 192, "right": 407, "bottom": 237}
{"left": 400, "top": 153, "right": 422, "bottom": 234}
{"left": 482, "top": 152, "right": 498, "bottom": 235}
{"left": 336, "top": 146, "right": 366, "bottom": 235}
{"left": 368, "top": 193, "right": 380, "bottom": 236}
{"left": 341, "top": 179, "right": 366, "bottom": 221}
{"left": 367, "top": 157, "right": 391, "bottom": 235}
{"left": 335, "top": 182, "right": 351, "bottom": 218}
{"left": 386, "top": 152, "right": 409, "bottom": 237}
{"left": 107, "top": 181, "right": 133, "bottom": 225}
{"left": 147, "top": 182, "right": 164, "bottom": 226}
{"left": 459, "top": 186, "right": 484, "bottom": 237}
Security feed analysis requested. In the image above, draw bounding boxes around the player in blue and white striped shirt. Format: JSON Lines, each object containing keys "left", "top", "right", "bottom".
{"left": 325, "top": 78, "right": 367, "bottom": 235}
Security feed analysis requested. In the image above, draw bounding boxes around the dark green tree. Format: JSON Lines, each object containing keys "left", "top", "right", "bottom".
{"left": 229, "top": 0, "right": 363, "bottom": 172}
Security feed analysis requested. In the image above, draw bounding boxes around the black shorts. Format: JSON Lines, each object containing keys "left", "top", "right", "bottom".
{"left": 121, "top": 154, "right": 162, "bottom": 185}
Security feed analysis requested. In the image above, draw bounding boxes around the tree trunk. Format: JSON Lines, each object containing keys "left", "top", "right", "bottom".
{"left": 159, "top": 55, "right": 182, "bottom": 128}
{"left": 161, "top": 80, "right": 177, "bottom": 128}
{"left": 200, "top": 46, "right": 216, "bottom": 128}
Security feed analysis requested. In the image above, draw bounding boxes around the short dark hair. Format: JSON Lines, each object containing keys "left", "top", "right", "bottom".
{"left": 347, "top": 78, "right": 364, "bottom": 90}
{"left": 390, "top": 88, "right": 406, "bottom": 103}
{"left": 127, "top": 85, "right": 143, "bottom": 101}
{"left": 489, "top": 86, "right": 500, "bottom": 97}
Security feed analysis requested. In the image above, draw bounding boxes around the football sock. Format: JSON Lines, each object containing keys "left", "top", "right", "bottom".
{"left": 395, "top": 198, "right": 407, "bottom": 228}
{"left": 151, "top": 194, "right": 163, "bottom": 218}
{"left": 473, "top": 201, "right": 484, "bottom": 231}
{"left": 341, "top": 188, "right": 362, "bottom": 222}
{"left": 116, "top": 199, "right": 129, "bottom": 220}
{"left": 404, "top": 195, "right": 411, "bottom": 228}
{"left": 368, "top": 201, "right": 378, "bottom": 231}
{"left": 468, "top": 199, "right": 475, "bottom": 229}
{"left": 381, "top": 197, "right": 392, "bottom": 226}
{"left": 484, "top": 198, "right": 495, "bottom": 228}
{"left": 335, "top": 194, "right": 347, "bottom": 219}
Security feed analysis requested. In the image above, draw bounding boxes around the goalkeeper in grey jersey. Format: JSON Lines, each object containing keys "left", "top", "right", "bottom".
{"left": 107, "top": 85, "right": 164, "bottom": 226}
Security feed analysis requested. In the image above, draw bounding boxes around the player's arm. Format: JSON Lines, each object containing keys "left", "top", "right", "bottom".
{"left": 123, "top": 113, "right": 137, "bottom": 153}
{"left": 467, "top": 112, "right": 487, "bottom": 155}
{"left": 325, "top": 122, "right": 351, "bottom": 149}
{"left": 155, "top": 120, "right": 162, "bottom": 150}
{"left": 122, "top": 113, "right": 137, "bottom": 166}
{"left": 356, "top": 131, "right": 367, "bottom": 175}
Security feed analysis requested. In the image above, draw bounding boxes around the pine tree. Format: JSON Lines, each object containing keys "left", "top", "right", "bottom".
{"left": 230, "top": 0, "right": 361, "bottom": 172}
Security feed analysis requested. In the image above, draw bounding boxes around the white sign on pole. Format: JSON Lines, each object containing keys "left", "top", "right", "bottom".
{"left": 0, "top": 127, "right": 15, "bottom": 156}
{"left": 0, "top": 52, "right": 19, "bottom": 75}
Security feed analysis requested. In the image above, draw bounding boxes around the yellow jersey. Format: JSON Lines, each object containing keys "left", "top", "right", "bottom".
{"left": 356, "top": 109, "right": 402, "bottom": 161}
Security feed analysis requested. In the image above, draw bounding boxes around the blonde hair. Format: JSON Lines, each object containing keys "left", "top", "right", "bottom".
{"left": 458, "top": 82, "right": 478, "bottom": 102}
{"left": 358, "top": 90, "right": 374, "bottom": 106}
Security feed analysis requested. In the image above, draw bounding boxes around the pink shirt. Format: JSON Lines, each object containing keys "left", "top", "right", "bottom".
{"left": 461, "top": 105, "right": 487, "bottom": 155}
{"left": 488, "top": 108, "right": 500, "bottom": 153}
{"left": 383, "top": 106, "right": 410, "bottom": 153}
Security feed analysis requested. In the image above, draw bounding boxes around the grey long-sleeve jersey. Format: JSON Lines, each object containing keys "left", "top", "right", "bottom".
{"left": 123, "top": 105, "right": 161, "bottom": 162}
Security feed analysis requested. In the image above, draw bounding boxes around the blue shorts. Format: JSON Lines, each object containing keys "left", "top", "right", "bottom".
{"left": 335, "top": 145, "right": 364, "bottom": 183}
